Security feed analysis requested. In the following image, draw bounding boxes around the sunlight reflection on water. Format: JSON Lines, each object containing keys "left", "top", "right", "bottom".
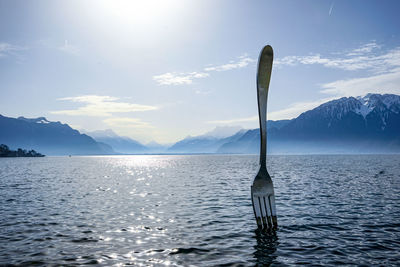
{"left": 1, "top": 155, "right": 400, "bottom": 266}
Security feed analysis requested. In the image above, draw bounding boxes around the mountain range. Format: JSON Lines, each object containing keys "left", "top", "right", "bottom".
{"left": 1, "top": 93, "right": 399, "bottom": 155}
{"left": 0, "top": 115, "right": 114, "bottom": 155}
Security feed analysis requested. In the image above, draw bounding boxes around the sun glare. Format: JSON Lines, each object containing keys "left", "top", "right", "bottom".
{"left": 98, "top": 0, "right": 182, "bottom": 27}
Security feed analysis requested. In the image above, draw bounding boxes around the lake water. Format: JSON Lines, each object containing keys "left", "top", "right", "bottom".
{"left": 1, "top": 155, "right": 400, "bottom": 266}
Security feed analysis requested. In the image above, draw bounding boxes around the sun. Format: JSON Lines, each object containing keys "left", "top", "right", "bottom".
{"left": 98, "top": 0, "right": 183, "bottom": 27}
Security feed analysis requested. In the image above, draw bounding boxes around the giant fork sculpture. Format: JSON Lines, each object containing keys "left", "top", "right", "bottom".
{"left": 251, "top": 45, "right": 278, "bottom": 230}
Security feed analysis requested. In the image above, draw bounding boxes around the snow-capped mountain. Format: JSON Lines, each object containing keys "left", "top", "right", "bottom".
{"left": 279, "top": 93, "right": 400, "bottom": 137}
{"left": 310, "top": 94, "right": 400, "bottom": 128}
{"left": 355, "top": 94, "right": 400, "bottom": 130}
{"left": 218, "top": 93, "right": 400, "bottom": 154}
{"left": 303, "top": 94, "right": 400, "bottom": 121}
{"left": 17, "top": 116, "right": 51, "bottom": 124}
{"left": 357, "top": 93, "right": 400, "bottom": 116}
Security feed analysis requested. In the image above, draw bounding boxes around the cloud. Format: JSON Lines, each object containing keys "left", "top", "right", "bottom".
{"left": 195, "top": 89, "right": 211, "bottom": 95}
{"left": 0, "top": 42, "right": 26, "bottom": 57}
{"left": 275, "top": 41, "right": 400, "bottom": 97}
{"left": 153, "top": 72, "right": 209, "bottom": 85}
{"left": 103, "top": 117, "right": 154, "bottom": 129}
{"left": 267, "top": 97, "right": 337, "bottom": 120}
{"left": 204, "top": 55, "right": 255, "bottom": 72}
{"left": 154, "top": 54, "right": 255, "bottom": 85}
{"left": 208, "top": 97, "right": 336, "bottom": 124}
{"left": 58, "top": 40, "right": 79, "bottom": 55}
{"left": 275, "top": 41, "right": 394, "bottom": 72}
{"left": 207, "top": 115, "right": 258, "bottom": 124}
{"left": 314, "top": 44, "right": 400, "bottom": 97}
{"left": 346, "top": 42, "right": 381, "bottom": 56}
{"left": 276, "top": 53, "right": 379, "bottom": 71}
{"left": 51, "top": 95, "right": 158, "bottom": 116}
{"left": 321, "top": 68, "right": 400, "bottom": 96}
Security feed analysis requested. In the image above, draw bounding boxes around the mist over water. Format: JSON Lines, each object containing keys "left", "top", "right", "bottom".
{"left": 1, "top": 155, "right": 399, "bottom": 266}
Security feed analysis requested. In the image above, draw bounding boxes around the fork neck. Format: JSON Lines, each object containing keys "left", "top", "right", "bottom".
{"left": 258, "top": 86, "right": 267, "bottom": 169}
{"left": 259, "top": 119, "right": 267, "bottom": 168}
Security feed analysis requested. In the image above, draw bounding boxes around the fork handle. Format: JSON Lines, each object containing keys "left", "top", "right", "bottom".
{"left": 257, "top": 45, "right": 273, "bottom": 168}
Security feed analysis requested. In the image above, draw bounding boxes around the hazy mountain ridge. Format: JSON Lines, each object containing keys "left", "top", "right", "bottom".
{"left": 83, "top": 129, "right": 170, "bottom": 154}
{"left": 167, "top": 129, "right": 247, "bottom": 153}
{"left": 0, "top": 115, "right": 114, "bottom": 155}
{"left": 84, "top": 129, "right": 149, "bottom": 154}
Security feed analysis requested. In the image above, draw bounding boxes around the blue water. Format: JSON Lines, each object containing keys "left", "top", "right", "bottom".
{"left": 1, "top": 155, "right": 400, "bottom": 266}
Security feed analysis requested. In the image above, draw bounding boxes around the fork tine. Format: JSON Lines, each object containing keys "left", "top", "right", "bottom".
{"left": 263, "top": 196, "right": 272, "bottom": 229}
{"left": 269, "top": 195, "right": 278, "bottom": 228}
{"left": 251, "top": 187, "right": 263, "bottom": 228}
{"left": 259, "top": 197, "right": 268, "bottom": 227}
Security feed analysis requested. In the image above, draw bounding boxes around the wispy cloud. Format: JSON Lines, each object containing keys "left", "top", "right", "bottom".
{"left": 346, "top": 42, "right": 381, "bottom": 56}
{"left": 153, "top": 72, "right": 209, "bottom": 85}
{"left": 153, "top": 54, "right": 255, "bottom": 86}
{"left": 267, "top": 97, "right": 337, "bottom": 120}
{"left": 103, "top": 117, "right": 154, "bottom": 128}
{"left": 321, "top": 68, "right": 400, "bottom": 96}
{"left": 275, "top": 41, "right": 393, "bottom": 72}
{"left": 51, "top": 95, "right": 157, "bottom": 116}
{"left": 0, "top": 42, "right": 26, "bottom": 58}
{"left": 207, "top": 115, "right": 258, "bottom": 124}
{"left": 58, "top": 40, "right": 79, "bottom": 55}
{"left": 207, "top": 97, "right": 336, "bottom": 124}
{"left": 315, "top": 44, "right": 400, "bottom": 96}
{"left": 204, "top": 55, "right": 255, "bottom": 72}
{"left": 194, "top": 90, "right": 211, "bottom": 95}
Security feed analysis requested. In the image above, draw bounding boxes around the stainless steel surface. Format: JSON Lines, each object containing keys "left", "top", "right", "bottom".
{"left": 251, "top": 45, "right": 278, "bottom": 230}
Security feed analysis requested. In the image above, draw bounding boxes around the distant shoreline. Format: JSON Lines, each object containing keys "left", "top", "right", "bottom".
{"left": 34, "top": 152, "right": 400, "bottom": 157}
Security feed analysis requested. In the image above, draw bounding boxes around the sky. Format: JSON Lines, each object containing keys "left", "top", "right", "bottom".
{"left": 1, "top": 0, "right": 400, "bottom": 143}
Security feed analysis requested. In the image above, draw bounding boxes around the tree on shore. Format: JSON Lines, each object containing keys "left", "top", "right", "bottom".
{"left": 0, "top": 144, "right": 45, "bottom": 157}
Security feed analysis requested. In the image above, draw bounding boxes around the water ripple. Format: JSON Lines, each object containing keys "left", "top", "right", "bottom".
{"left": 0, "top": 155, "right": 400, "bottom": 266}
